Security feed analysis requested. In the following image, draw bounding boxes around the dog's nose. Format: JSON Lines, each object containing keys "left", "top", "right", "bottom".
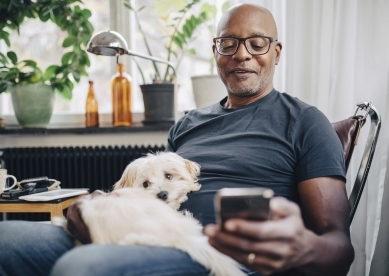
{"left": 157, "top": 191, "right": 168, "bottom": 201}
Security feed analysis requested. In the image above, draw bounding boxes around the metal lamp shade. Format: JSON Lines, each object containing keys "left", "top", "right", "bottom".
{"left": 87, "top": 30, "right": 128, "bottom": 56}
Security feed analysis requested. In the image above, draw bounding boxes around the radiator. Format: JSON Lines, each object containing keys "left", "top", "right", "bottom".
{"left": 0, "top": 145, "right": 165, "bottom": 221}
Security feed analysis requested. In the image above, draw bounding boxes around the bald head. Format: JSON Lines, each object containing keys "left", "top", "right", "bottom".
{"left": 217, "top": 4, "right": 278, "bottom": 39}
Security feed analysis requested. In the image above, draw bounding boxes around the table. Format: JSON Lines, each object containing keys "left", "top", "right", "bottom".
{"left": 0, "top": 195, "right": 85, "bottom": 223}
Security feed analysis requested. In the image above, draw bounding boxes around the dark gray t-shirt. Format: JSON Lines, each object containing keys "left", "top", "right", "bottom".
{"left": 166, "top": 89, "right": 346, "bottom": 226}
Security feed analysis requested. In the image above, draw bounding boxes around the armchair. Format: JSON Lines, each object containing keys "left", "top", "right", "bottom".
{"left": 331, "top": 102, "right": 381, "bottom": 225}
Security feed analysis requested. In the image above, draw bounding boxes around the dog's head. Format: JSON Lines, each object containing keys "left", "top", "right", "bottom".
{"left": 113, "top": 152, "right": 201, "bottom": 209}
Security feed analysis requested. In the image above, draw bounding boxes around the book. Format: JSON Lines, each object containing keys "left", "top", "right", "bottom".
{"left": 18, "top": 189, "right": 88, "bottom": 202}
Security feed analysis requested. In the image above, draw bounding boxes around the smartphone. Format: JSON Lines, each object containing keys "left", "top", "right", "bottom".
{"left": 214, "top": 187, "right": 274, "bottom": 229}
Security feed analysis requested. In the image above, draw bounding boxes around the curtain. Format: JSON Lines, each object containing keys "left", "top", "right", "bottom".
{"left": 235, "top": 0, "right": 389, "bottom": 275}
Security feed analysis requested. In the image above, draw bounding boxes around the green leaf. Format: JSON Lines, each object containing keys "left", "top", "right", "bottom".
{"left": 44, "top": 65, "right": 60, "bottom": 79}
{"left": 71, "top": 70, "right": 80, "bottom": 82}
{"left": 60, "top": 85, "right": 72, "bottom": 99}
{"left": 62, "top": 37, "right": 75, "bottom": 48}
{"left": 81, "top": 9, "right": 92, "bottom": 19}
{"left": 173, "top": 36, "right": 183, "bottom": 49}
{"left": 38, "top": 12, "right": 50, "bottom": 22}
{"left": 21, "top": 60, "right": 38, "bottom": 68}
{"left": 65, "top": 78, "right": 74, "bottom": 90}
{"left": 0, "top": 53, "right": 7, "bottom": 65}
{"left": 200, "top": 3, "right": 217, "bottom": 17}
{"left": 189, "top": 15, "right": 197, "bottom": 30}
{"left": 182, "top": 22, "right": 192, "bottom": 38}
{"left": 222, "top": 1, "right": 230, "bottom": 13}
{"left": 61, "top": 52, "right": 74, "bottom": 65}
{"left": 176, "top": 32, "right": 187, "bottom": 43}
{"left": 123, "top": 3, "right": 133, "bottom": 11}
{"left": 1, "top": 31, "right": 11, "bottom": 47}
{"left": 187, "top": 48, "right": 196, "bottom": 55}
{"left": 84, "top": 55, "right": 91, "bottom": 67}
{"left": 7, "top": 51, "right": 17, "bottom": 65}
{"left": 0, "top": 82, "right": 8, "bottom": 93}
{"left": 84, "top": 21, "right": 94, "bottom": 35}
{"left": 153, "top": 0, "right": 186, "bottom": 16}
{"left": 199, "top": 11, "right": 207, "bottom": 22}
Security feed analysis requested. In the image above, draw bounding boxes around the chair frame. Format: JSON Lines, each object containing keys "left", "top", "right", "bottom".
{"left": 346, "top": 102, "right": 381, "bottom": 224}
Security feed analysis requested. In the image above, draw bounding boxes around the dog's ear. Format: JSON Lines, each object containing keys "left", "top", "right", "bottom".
{"left": 184, "top": 159, "right": 200, "bottom": 179}
{"left": 113, "top": 159, "right": 142, "bottom": 190}
{"left": 184, "top": 159, "right": 201, "bottom": 192}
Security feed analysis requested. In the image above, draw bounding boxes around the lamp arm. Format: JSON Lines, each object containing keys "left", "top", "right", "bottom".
{"left": 126, "top": 50, "right": 176, "bottom": 76}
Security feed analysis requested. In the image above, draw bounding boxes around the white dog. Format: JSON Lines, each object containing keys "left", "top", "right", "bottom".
{"left": 80, "top": 188, "right": 244, "bottom": 276}
{"left": 113, "top": 152, "right": 202, "bottom": 210}
{"left": 56, "top": 152, "right": 245, "bottom": 276}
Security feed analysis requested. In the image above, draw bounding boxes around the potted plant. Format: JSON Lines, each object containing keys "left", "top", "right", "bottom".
{"left": 0, "top": 0, "right": 94, "bottom": 128}
{"left": 191, "top": 0, "right": 230, "bottom": 109}
{"left": 123, "top": 0, "right": 215, "bottom": 124}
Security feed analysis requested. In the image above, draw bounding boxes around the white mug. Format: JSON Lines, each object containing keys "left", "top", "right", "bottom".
{"left": 0, "top": 169, "right": 18, "bottom": 194}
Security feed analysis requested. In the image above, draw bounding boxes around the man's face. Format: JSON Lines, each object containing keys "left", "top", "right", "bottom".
{"left": 214, "top": 8, "right": 281, "bottom": 97}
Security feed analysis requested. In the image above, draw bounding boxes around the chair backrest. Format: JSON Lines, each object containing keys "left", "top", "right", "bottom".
{"left": 331, "top": 102, "right": 381, "bottom": 225}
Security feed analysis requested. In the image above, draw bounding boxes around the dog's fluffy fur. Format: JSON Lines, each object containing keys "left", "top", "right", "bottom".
{"left": 113, "top": 152, "right": 202, "bottom": 210}
{"left": 56, "top": 152, "right": 244, "bottom": 276}
{"left": 81, "top": 188, "right": 244, "bottom": 276}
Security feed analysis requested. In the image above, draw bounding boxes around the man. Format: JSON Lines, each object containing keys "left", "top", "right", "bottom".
{"left": 0, "top": 3, "right": 353, "bottom": 276}
{"left": 167, "top": 3, "right": 354, "bottom": 275}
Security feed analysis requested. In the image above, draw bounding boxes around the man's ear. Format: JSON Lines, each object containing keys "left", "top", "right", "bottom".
{"left": 275, "top": 42, "right": 282, "bottom": 65}
{"left": 212, "top": 44, "right": 216, "bottom": 55}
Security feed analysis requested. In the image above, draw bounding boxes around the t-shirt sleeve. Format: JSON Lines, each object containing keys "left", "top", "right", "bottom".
{"left": 165, "top": 116, "right": 186, "bottom": 152}
{"left": 165, "top": 124, "right": 177, "bottom": 152}
{"left": 293, "top": 107, "right": 346, "bottom": 183}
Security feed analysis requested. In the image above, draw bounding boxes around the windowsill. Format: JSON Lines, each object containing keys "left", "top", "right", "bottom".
{"left": 0, "top": 123, "right": 173, "bottom": 136}
{"left": 0, "top": 113, "right": 174, "bottom": 136}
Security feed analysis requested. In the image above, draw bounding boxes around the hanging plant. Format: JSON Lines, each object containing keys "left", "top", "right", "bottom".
{"left": 0, "top": 0, "right": 94, "bottom": 99}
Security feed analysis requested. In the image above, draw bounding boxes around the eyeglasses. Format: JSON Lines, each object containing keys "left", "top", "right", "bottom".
{"left": 213, "top": 36, "right": 277, "bottom": 56}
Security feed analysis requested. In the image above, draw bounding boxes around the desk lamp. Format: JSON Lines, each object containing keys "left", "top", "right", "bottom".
{"left": 87, "top": 30, "right": 178, "bottom": 122}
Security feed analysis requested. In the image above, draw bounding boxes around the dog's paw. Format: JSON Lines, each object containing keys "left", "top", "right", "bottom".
{"left": 181, "top": 209, "right": 194, "bottom": 218}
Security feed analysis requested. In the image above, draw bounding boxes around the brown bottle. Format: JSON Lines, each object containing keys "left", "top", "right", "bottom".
{"left": 85, "top": 80, "right": 99, "bottom": 127}
{"left": 111, "top": 63, "right": 132, "bottom": 126}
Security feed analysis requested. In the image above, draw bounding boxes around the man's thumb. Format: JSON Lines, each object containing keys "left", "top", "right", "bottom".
{"left": 270, "top": 196, "right": 301, "bottom": 219}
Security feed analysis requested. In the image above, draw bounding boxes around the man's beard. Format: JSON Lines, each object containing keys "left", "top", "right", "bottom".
{"left": 218, "top": 63, "right": 275, "bottom": 97}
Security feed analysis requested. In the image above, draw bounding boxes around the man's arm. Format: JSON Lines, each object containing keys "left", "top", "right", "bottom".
{"left": 204, "top": 176, "right": 354, "bottom": 276}
{"left": 295, "top": 176, "right": 354, "bottom": 275}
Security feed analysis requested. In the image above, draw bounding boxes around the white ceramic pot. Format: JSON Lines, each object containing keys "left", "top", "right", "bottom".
{"left": 191, "top": 75, "right": 226, "bottom": 108}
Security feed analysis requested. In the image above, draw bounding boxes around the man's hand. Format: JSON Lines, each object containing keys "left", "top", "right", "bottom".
{"left": 204, "top": 197, "right": 314, "bottom": 275}
{"left": 66, "top": 193, "right": 93, "bottom": 244}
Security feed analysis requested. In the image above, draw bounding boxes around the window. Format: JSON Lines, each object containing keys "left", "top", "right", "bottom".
{"left": 0, "top": 0, "right": 224, "bottom": 121}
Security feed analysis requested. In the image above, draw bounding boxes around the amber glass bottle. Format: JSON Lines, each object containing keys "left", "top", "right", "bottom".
{"left": 111, "top": 63, "right": 132, "bottom": 126}
{"left": 85, "top": 80, "right": 99, "bottom": 127}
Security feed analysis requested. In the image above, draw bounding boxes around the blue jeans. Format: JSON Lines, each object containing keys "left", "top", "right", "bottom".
{"left": 0, "top": 221, "right": 260, "bottom": 276}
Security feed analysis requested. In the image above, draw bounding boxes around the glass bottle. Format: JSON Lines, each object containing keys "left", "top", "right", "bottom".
{"left": 85, "top": 80, "right": 99, "bottom": 127}
{"left": 111, "top": 63, "right": 132, "bottom": 126}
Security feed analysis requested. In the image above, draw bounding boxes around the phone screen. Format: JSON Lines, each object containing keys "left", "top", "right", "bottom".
{"left": 214, "top": 188, "right": 274, "bottom": 228}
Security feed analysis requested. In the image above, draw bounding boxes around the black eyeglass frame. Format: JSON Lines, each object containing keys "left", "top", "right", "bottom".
{"left": 213, "top": 35, "right": 278, "bottom": 56}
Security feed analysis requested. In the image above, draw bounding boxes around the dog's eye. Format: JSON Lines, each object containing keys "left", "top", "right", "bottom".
{"left": 165, "top": 173, "right": 173, "bottom": 180}
{"left": 143, "top": 181, "right": 149, "bottom": 188}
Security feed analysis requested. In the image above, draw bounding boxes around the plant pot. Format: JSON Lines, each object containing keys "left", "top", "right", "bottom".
{"left": 140, "top": 83, "right": 174, "bottom": 125}
{"left": 191, "top": 74, "right": 227, "bottom": 108}
{"left": 10, "top": 83, "right": 55, "bottom": 128}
